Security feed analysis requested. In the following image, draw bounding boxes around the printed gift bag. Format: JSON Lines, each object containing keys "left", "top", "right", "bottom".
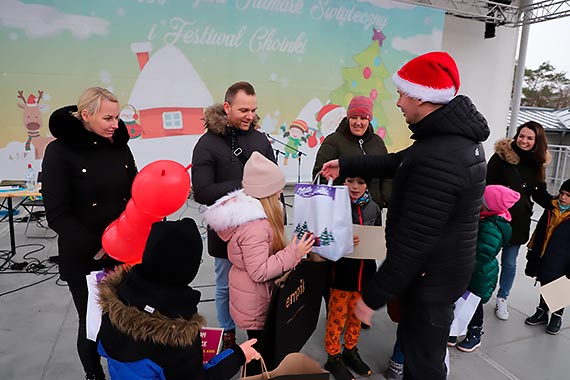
{"left": 260, "top": 260, "right": 327, "bottom": 370}
{"left": 293, "top": 181, "right": 353, "bottom": 261}
{"left": 449, "top": 290, "right": 481, "bottom": 337}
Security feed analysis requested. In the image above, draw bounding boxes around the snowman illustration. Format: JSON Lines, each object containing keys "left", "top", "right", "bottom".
{"left": 280, "top": 119, "right": 308, "bottom": 166}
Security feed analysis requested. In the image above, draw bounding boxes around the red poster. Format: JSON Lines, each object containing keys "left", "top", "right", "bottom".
{"left": 201, "top": 327, "right": 224, "bottom": 364}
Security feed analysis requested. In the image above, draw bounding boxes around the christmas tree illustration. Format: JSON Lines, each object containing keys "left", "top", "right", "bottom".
{"left": 294, "top": 221, "right": 310, "bottom": 239}
{"left": 319, "top": 228, "right": 335, "bottom": 246}
{"left": 329, "top": 27, "right": 392, "bottom": 145}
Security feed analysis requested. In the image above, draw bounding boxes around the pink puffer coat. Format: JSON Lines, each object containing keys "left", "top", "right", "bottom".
{"left": 204, "top": 190, "right": 300, "bottom": 330}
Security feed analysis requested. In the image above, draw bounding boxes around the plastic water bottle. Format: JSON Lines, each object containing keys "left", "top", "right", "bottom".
{"left": 26, "top": 164, "right": 36, "bottom": 190}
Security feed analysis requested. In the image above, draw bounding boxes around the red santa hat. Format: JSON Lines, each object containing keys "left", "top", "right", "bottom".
{"left": 316, "top": 104, "right": 341, "bottom": 122}
{"left": 392, "top": 51, "right": 460, "bottom": 104}
{"left": 27, "top": 94, "right": 37, "bottom": 107}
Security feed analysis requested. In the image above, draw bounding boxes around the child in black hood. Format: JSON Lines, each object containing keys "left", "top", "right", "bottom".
{"left": 97, "top": 218, "right": 259, "bottom": 380}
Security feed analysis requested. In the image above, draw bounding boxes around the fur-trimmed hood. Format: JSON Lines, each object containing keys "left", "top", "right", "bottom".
{"left": 494, "top": 138, "right": 551, "bottom": 166}
{"left": 98, "top": 265, "right": 205, "bottom": 347}
{"left": 494, "top": 138, "right": 520, "bottom": 165}
{"left": 203, "top": 189, "right": 267, "bottom": 241}
{"left": 203, "top": 104, "right": 260, "bottom": 136}
{"left": 49, "top": 105, "right": 130, "bottom": 146}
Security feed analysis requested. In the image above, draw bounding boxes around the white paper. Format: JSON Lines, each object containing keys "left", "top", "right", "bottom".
{"left": 540, "top": 276, "right": 570, "bottom": 312}
{"left": 344, "top": 224, "right": 386, "bottom": 260}
{"left": 86, "top": 271, "right": 104, "bottom": 342}
{"left": 449, "top": 291, "right": 481, "bottom": 337}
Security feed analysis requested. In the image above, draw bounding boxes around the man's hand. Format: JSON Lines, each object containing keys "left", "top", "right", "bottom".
{"left": 355, "top": 297, "right": 375, "bottom": 325}
{"left": 239, "top": 339, "right": 261, "bottom": 363}
{"left": 321, "top": 159, "right": 340, "bottom": 181}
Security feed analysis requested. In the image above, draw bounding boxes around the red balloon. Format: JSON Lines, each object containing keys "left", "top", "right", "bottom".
{"left": 132, "top": 160, "right": 191, "bottom": 218}
{"left": 125, "top": 199, "right": 160, "bottom": 227}
{"left": 117, "top": 212, "right": 152, "bottom": 240}
{"left": 102, "top": 220, "right": 146, "bottom": 264}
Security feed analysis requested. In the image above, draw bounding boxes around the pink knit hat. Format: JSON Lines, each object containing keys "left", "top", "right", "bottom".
{"left": 482, "top": 185, "right": 520, "bottom": 222}
{"left": 347, "top": 96, "right": 373, "bottom": 120}
{"left": 242, "top": 151, "right": 285, "bottom": 198}
{"left": 393, "top": 51, "right": 460, "bottom": 104}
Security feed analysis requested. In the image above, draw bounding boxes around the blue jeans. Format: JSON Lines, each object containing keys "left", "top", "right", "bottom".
{"left": 391, "top": 338, "right": 404, "bottom": 365}
{"left": 214, "top": 257, "right": 236, "bottom": 331}
{"left": 497, "top": 244, "right": 521, "bottom": 299}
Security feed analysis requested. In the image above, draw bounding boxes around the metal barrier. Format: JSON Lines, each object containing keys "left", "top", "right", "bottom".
{"left": 546, "top": 144, "right": 570, "bottom": 192}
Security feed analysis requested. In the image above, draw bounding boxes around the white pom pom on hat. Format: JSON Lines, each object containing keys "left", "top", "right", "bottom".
{"left": 392, "top": 51, "right": 460, "bottom": 104}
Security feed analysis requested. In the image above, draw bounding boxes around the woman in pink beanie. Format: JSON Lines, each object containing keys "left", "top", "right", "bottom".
{"left": 203, "top": 152, "right": 314, "bottom": 374}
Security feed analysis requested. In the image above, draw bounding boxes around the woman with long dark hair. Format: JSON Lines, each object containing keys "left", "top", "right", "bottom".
{"left": 487, "top": 121, "right": 552, "bottom": 320}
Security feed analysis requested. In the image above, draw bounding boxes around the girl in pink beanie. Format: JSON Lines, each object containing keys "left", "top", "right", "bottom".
{"left": 203, "top": 152, "right": 314, "bottom": 374}
{"left": 450, "top": 185, "right": 520, "bottom": 352}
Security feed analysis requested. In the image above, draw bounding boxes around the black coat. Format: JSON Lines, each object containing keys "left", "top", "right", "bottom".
{"left": 42, "top": 106, "right": 137, "bottom": 281}
{"left": 330, "top": 198, "right": 381, "bottom": 292}
{"left": 340, "top": 95, "right": 490, "bottom": 308}
{"left": 191, "top": 104, "right": 275, "bottom": 258}
{"left": 312, "top": 117, "right": 391, "bottom": 207}
{"left": 525, "top": 200, "right": 570, "bottom": 284}
{"left": 486, "top": 139, "right": 551, "bottom": 244}
{"left": 98, "top": 266, "right": 246, "bottom": 380}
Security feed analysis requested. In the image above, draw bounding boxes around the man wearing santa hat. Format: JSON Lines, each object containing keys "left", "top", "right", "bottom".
{"left": 321, "top": 52, "right": 490, "bottom": 380}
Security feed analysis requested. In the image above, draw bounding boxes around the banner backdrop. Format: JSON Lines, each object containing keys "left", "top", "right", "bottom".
{"left": 1, "top": 0, "right": 444, "bottom": 182}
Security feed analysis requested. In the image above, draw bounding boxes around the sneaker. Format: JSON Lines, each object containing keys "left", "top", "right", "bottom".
{"left": 525, "top": 307, "right": 549, "bottom": 326}
{"left": 384, "top": 359, "right": 403, "bottom": 380}
{"left": 325, "top": 354, "right": 355, "bottom": 380}
{"left": 447, "top": 336, "right": 458, "bottom": 347}
{"left": 546, "top": 313, "right": 562, "bottom": 335}
{"left": 342, "top": 346, "right": 372, "bottom": 376}
{"left": 222, "top": 329, "right": 236, "bottom": 350}
{"left": 457, "top": 327, "right": 483, "bottom": 353}
{"left": 495, "top": 297, "right": 509, "bottom": 320}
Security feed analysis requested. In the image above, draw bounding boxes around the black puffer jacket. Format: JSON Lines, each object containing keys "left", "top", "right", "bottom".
{"left": 312, "top": 117, "right": 391, "bottom": 207}
{"left": 42, "top": 106, "right": 137, "bottom": 281}
{"left": 486, "top": 139, "right": 551, "bottom": 244}
{"left": 340, "top": 95, "right": 490, "bottom": 308}
{"left": 191, "top": 104, "right": 275, "bottom": 258}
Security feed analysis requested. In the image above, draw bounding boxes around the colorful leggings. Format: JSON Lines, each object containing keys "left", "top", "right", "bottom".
{"left": 325, "top": 288, "right": 361, "bottom": 356}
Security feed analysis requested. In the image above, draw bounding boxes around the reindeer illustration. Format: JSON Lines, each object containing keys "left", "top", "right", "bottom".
{"left": 17, "top": 90, "right": 54, "bottom": 159}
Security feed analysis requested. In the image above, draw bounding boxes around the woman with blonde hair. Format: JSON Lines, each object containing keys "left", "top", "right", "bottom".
{"left": 204, "top": 151, "right": 314, "bottom": 373}
{"left": 42, "top": 87, "right": 137, "bottom": 380}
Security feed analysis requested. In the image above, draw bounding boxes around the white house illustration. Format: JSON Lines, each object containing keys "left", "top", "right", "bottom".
{"left": 129, "top": 42, "right": 213, "bottom": 138}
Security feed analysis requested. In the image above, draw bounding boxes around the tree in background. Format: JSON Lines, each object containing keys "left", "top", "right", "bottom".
{"left": 329, "top": 28, "right": 392, "bottom": 145}
{"left": 522, "top": 62, "right": 570, "bottom": 109}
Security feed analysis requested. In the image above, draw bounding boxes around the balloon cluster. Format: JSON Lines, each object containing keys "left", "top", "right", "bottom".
{"left": 102, "top": 160, "right": 191, "bottom": 264}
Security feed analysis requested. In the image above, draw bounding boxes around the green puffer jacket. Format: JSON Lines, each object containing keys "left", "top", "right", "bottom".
{"left": 468, "top": 215, "right": 512, "bottom": 303}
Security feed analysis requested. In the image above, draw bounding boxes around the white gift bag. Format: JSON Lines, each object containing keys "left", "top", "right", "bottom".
{"left": 449, "top": 290, "right": 481, "bottom": 337}
{"left": 86, "top": 270, "right": 109, "bottom": 342}
{"left": 293, "top": 180, "right": 353, "bottom": 261}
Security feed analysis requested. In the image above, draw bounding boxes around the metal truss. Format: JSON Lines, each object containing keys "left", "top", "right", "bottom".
{"left": 394, "top": 0, "right": 570, "bottom": 26}
{"left": 516, "top": 0, "right": 570, "bottom": 26}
